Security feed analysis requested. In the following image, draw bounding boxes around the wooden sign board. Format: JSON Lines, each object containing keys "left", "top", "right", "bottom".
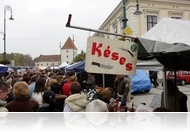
{"left": 85, "top": 36, "right": 138, "bottom": 75}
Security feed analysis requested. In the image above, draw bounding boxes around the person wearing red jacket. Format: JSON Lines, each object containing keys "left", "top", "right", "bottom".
{"left": 62, "top": 75, "right": 77, "bottom": 97}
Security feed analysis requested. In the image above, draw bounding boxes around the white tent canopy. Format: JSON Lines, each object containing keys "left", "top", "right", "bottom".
{"left": 141, "top": 17, "right": 190, "bottom": 44}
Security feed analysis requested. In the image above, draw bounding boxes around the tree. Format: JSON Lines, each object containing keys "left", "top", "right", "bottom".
{"left": 73, "top": 50, "right": 86, "bottom": 63}
{"left": 0, "top": 59, "right": 10, "bottom": 65}
{"left": 0, "top": 52, "right": 34, "bottom": 66}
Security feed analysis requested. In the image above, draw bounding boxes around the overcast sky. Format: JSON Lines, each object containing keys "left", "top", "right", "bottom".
{"left": 0, "top": 0, "right": 121, "bottom": 59}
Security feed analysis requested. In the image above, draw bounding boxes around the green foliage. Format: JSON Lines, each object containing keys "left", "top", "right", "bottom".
{"left": 0, "top": 52, "right": 34, "bottom": 66}
{"left": 73, "top": 50, "right": 86, "bottom": 63}
{"left": 0, "top": 59, "right": 10, "bottom": 65}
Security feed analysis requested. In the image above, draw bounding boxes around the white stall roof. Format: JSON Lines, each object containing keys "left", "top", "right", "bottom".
{"left": 141, "top": 17, "right": 190, "bottom": 45}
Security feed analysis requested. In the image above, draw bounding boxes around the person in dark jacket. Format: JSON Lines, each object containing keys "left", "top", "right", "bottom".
{"left": 114, "top": 75, "right": 130, "bottom": 106}
{"left": 51, "top": 83, "right": 67, "bottom": 112}
{"left": 161, "top": 79, "right": 188, "bottom": 112}
{"left": 83, "top": 73, "right": 95, "bottom": 90}
{"left": 149, "top": 70, "right": 159, "bottom": 88}
{"left": 6, "top": 78, "right": 20, "bottom": 103}
{"left": 6, "top": 81, "right": 39, "bottom": 112}
{"left": 37, "top": 90, "right": 56, "bottom": 112}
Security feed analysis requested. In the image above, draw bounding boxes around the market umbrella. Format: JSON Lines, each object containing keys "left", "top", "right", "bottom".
{"left": 58, "top": 62, "right": 69, "bottom": 69}
{"left": 66, "top": 61, "right": 85, "bottom": 72}
{"left": 136, "top": 37, "right": 190, "bottom": 71}
{"left": 135, "top": 37, "right": 190, "bottom": 111}
{"left": 0, "top": 64, "right": 8, "bottom": 73}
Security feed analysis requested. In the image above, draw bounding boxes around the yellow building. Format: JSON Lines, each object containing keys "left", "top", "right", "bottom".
{"left": 94, "top": 0, "right": 190, "bottom": 38}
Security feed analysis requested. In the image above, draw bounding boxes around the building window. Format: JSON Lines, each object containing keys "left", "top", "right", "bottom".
{"left": 74, "top": 51, "right": 77, "bottom": 55}
{"left": 67, "top": 55, "right": 68, "bottom": 58}
{"left": 67, "top": 61, "right": 69, "bottom": 64}
{"left": 182, "top": 71, "right": 188, "bottom": 75}
{"left": 58, "top": 63, "right": 60, "bottom": 65}
{"left": 113, "top": 24, "right": 117, "bottom": 33}
{"left": 101, "top": 33, "right": 105, "bottom": 38}
{"left": 171, "top": 16, "right": 181, "bottom": 19}
{"left": 41, "top": 64, "right": 43, "bottom": 66}
{"left": 169, "top": 11, "right": 183, "bottom": 19}
{"left": 67, "top": 50, "right": 68, "bottom": 53}
{"left": 94, "top": 32, "right": 100, "bottom": 37}
{"left": 103, "top": 34, "right": 109, "bottom": 39}
{"left": 37, "top": 64, "right": 39, "bottom": 66}
{"left": 47, "top": 63, "right": 48, "bottom": 65}
{"left": 113, "top": 23, "right": 117, "bottom": 39}
{"left": 105, "top": 34, "right": 109, "bottom": 39}
{"left": 103, "top": 29, "right": 109, "bottom": 39}
{"left": 147, "top": 15, "right": 157, "bottom": 31}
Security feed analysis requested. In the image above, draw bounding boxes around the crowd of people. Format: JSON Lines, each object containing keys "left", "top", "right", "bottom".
{"left": 0, "top": 68, "right": 188, "bottom": 112}
{"left": 0, "top": 68, "right": 131, "bottom": 112}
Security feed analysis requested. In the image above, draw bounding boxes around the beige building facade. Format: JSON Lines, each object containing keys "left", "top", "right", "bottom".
{"left": 34, "top": 55, "right": 61, "bottom": 69}
{"left": 34, "top": 37, "right": 77, "bottom": 69}
{"left": 35, "top": 61, "right": 60, "bottom": 69}
{"left": 61, "top": 49, "right": 77, "bottom": 64}
{"left": 93, "top": 0, "right": 190, "bottom": 80}
{"left": 94, "top": 0, "right": 190, "bottom": 39}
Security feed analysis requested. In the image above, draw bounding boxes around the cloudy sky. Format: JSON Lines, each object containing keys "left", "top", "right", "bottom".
{"left": 0, "top": 0, "right": 121, "bottom": 59}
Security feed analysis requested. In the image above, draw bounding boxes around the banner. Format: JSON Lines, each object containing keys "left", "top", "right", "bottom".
{"left": 85, "top": 36, "right": 138, "bottom": 75}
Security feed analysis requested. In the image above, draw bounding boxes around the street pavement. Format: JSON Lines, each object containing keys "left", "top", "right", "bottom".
{"left": 127, "top": 83, "right": 190, "bottom": 112}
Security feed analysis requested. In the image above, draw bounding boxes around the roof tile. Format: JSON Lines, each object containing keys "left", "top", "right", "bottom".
{"left": 36, "top": 55, "right": 61, "bottom": 62}
{"left": 61, "top": 37, "right": 78, "bottom": 50}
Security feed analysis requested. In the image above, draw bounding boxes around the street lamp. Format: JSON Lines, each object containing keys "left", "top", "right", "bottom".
{"left": 3, "top": 5, "right": 14, "bottom": 60}
{"left": 122, "top": 0, "right": 142, "bottom": 34}
{"left": 121, "top": 0, "right": 142, "bottom": 106}
{"left": 133, "top": 0, "right": 142, "bottom": 15}
{"left": 122, "top": 0, "right": 128, "bottom": 33}
{"left": 59, "top": 42, "right": 62, "bottom": 64}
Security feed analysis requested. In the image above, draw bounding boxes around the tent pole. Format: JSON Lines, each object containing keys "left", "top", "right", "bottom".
{"left": 163, "top": 67, "right": 168, "bottom": 108}
{"left": 102, "top": 74, "right": 105, "bottom": 88}
{"left": 173, "top": 57, "right": 177, "bottom": 112}
{"left": 174, "top": 69, "right": 177, "bottom": 112}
